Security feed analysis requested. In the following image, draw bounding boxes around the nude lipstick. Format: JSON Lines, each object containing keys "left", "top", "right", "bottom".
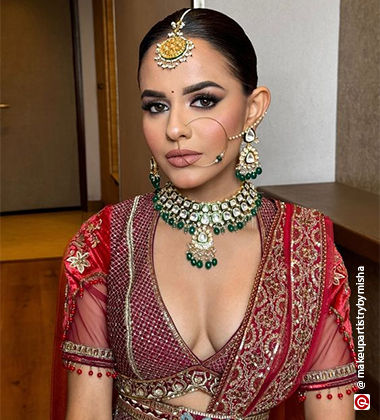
{"left": 165, "top": 149, "right": 202, "bottom": 168}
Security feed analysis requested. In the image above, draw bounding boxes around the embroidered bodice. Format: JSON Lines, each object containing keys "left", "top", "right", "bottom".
{"left": 60, "top": 193, "right": 358, "bottom": 419}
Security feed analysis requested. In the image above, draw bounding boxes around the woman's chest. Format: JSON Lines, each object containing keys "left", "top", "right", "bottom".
{"left": 152, "top": 219, "right": 262, "bottom": 360}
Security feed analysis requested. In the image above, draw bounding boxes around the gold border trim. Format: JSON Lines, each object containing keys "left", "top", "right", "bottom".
{"left": 62, "top": 340, "right": 113, "bottom": 360}
{"left": 125, "top": 195, "right": 142, "bottom": 378}
{"left": 301, "top": 362, "right": 357, "bottom": 384}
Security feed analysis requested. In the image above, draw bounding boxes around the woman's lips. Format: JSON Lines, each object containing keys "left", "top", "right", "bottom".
{"left": 165, "top": 149, "right": 202, "bottom": 168}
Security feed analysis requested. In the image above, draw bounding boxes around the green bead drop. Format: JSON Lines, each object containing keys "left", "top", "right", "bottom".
{"left": 177, "top": 221, "right": 184, "bottom": 229}
{"left": 251, "top": 172, "right": 257, "bottom": 179}
{"left": 168, "top": 218, "right": 174, "bottom": 226}
{"left": 152, "top": 195, "right": 159, "bottom": 203}
{"left": 256, "top": 167, "right": 262, "bottom": 175}
{"left": 189, "top": 226, "right": 196, "bottom": 234}
{"left": 228, "top": 224, "right": 235, "bottom": 232}
{"left": 251, "top": 208, "right": 257, "bottom": 216}
{"left": 154, "top": 204, "right": 162, "bottom": 211}
{"left": 205, "top": 261, "right": 212, "bottom": 269}
{"left": 213, "top": 227, "right": 220, "bottom": 235}
{"left": 196, "top": 260, "right": 203, "bottom": 268}
{"left": 186, "top": 252, "right": 192, "bottom": 261}
{"left": 191, "top": 258, "right": 197, "bottom": 266}
{"left": 237, "top": 222, "right": 243, "bottom": 229}
{"left": 212, "top": 258, "right": 218, "bottom": 266}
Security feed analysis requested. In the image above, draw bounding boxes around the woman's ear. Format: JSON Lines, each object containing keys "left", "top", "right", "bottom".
{"left": 244, "top": 86, "right": 271, "bottom": 129}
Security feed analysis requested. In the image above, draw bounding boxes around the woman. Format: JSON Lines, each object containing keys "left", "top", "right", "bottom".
{"left": 59, "top": 8, "right": 358, "bottom": 420}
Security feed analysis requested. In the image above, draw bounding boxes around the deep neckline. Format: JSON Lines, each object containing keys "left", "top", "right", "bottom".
{"left": 148, "top": 196, "right": 270, "bottom": 365}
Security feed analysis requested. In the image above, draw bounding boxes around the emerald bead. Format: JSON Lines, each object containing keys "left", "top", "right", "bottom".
{"left": 177, "top": 221, "right": 184, "bottom": 229}
{"left": 258, "top": 193, "right": 263, "bottom": 199}
{"left": 255, "top": 199, "right": 261, "bottom": 206}
{"left": 245, "top": 173, "right": 251, "bottom": 180}
{"left": 212, "top": 258, "right": 218, "bottom": 266}
{"left": 168, "top": 218, "right": 174, "bottom": 226}
{"left": 251, "top": 208, "right": 257, "bottom": 216}
{"left": 196, "top": 260, "right": 203, "bottom": 268}
{"left": 191, "top": 258, "right": 197, "bottom": 266}
{"left": 213, "top": 227, "right": 220, "bottom": 235}
{"left": 228, "top": 224, "right": 235, "bottom": 232}
{"left": 154, "top": 204, "right": 162, "bottom": 211}
{"left": 237, "top": 222, "right": 243, "bottom": 229}
{"left": 251, "top": 172, "right": 257, "bottom": 179}
{"left": 216, "top": 155, "right": 222, "bottom": 162}
{"left": 235, "top": 170, "right": 240, "bottom": 177}
{"left": 189, "top": 226, "right": 196, "bottom": 234}
{"left": 186, "top": 252, "right": 192, "bottom": 260}
{"left": 239, "top": 174, "right": 245, "bottom": 181}
{"left": 205, "top": 261, "right": 212, "bottom": 269}
{"left": 256, "top": 167, "right": 262, "bottom": 175}
{"left": 162, "top": 213, "right": 168, "bottom": 221}
{"left": 152, "top": 195, "right": 159, "bottom": 202}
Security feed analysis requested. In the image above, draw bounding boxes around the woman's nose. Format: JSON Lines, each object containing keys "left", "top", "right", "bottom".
{"left": 166, "top": 109, "right": 191, "bottom": 142}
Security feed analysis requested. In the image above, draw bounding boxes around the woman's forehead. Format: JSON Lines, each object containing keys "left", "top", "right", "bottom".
{"left": 139, "top": 38, "right": 237, "bottom": 91}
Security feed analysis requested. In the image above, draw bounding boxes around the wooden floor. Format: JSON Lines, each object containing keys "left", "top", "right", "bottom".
{"left": 0, "top": 210, "right": 91, "bottom": 419}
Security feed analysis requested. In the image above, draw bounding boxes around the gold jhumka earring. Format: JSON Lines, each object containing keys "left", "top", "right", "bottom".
{"left": 154, "top": 9, "right": 194, "bottom": 69}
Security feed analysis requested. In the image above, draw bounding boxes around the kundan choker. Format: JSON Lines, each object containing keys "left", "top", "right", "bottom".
{"left": 152, "top": 182, "right": 262, "bottom": 269}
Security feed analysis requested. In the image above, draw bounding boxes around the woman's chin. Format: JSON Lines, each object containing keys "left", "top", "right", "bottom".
{"left": 166, "top": 172, "right": 210, "bottom": 191}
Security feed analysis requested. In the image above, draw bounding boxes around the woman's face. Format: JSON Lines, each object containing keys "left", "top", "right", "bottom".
{"left": 139, "top": 38, "right": 251, "bottom": 191}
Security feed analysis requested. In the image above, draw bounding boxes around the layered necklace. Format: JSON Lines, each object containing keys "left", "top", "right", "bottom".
{"left": 152, "top": 181, "right": 262, "bottom": 269}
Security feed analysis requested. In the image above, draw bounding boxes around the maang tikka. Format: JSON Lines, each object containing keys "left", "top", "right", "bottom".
{"left": 230, "top": 113, "right": 266, "bottom": 181}
{"left": 154, "top": 9, "right": 194, "bottom": 69}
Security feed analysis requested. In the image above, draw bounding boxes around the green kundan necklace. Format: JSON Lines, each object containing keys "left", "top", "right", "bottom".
{"left": 152, "top": 181, "right": 263, "bottom": 269}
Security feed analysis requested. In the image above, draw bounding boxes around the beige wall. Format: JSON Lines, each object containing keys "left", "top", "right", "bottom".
{"left": 336, "top": 0, "right": 380, "bottom": 194}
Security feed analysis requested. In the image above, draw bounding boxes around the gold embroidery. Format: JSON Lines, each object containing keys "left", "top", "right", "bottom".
{"left": 208, "top": 200, "right": 286, "bottom": 416}
{"left": 332, "top": 247, "right": 347, "bottom": 286}
{"left": 301, "top": 362, "right": 357, "bottom": 384}
{"left": 125, "top": 196, "right": 143, "bottom": 379}
{"left": 62, "top": 340, "right": 114, "bottom": 360}
{"left": 116, "top": 394, "right": 270, "bottom": 420}
{"left": 116, "top": 367, "right": 220, "bottom": 401}
{"left": 66, "top": 250, "right": 90, "bottom": 274}
{"left": 65, "top": 215, "right": 103, "bottom": 273}
{"left": 253, "top": 206, "right": 327, "bottom": 413}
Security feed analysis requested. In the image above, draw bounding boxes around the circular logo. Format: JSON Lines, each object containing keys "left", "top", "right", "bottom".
{"left": 354, "top": 394, "right": 370, "bottom": 410}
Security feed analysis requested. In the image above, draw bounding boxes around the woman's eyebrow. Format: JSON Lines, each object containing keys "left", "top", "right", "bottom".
{"left": 141, "top": 81, "right": 224, "bottom": 99}
{"left": 141, "top": 89, "right": 166, "bottom": 99}
{"left": 183, "top": 81, "right": 225, "bottom": 95}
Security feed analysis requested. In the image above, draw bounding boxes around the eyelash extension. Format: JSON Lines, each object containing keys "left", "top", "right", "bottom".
{"left": 141, "top": 101, "right": 167, "bottom": 112}
{"left": 191, "top": 93, "right": 221, "bottom": 107}
{"left": 141, "top": 93, "right": 221, "bottom": 113}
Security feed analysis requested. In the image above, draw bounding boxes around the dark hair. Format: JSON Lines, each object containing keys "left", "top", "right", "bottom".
{"left": 138, "top": 8, "right": 258, "bottom": 95}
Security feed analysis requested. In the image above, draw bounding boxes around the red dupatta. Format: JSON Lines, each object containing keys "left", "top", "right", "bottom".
{"left": 207, "top": 201, "right": 355, "bottom": 418}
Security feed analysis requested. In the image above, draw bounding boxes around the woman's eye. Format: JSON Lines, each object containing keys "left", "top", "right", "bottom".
{"left": 142, "top": 102, "right": 168, "bottom": 113}
{"left": 191, "top": 95, "right": 219, "bottom": 109}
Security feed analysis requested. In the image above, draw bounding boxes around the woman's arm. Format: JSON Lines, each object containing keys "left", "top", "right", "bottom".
{"left": 304, "top": 389, "right": 355, "bottom": 420}
{"left": 65, "top": 366, "right": 113, "bottom": 420}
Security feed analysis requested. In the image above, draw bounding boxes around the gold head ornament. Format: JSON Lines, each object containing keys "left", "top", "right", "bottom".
{"left": 154, "top": 9, "right": 194, "bottom": 69}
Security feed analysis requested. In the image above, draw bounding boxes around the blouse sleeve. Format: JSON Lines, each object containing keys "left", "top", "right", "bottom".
{"left": 298, "top": 216, "right": 358, "bottom": 399}
{"left": 61, "top": 206, "right": 116, "bottom": 377}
